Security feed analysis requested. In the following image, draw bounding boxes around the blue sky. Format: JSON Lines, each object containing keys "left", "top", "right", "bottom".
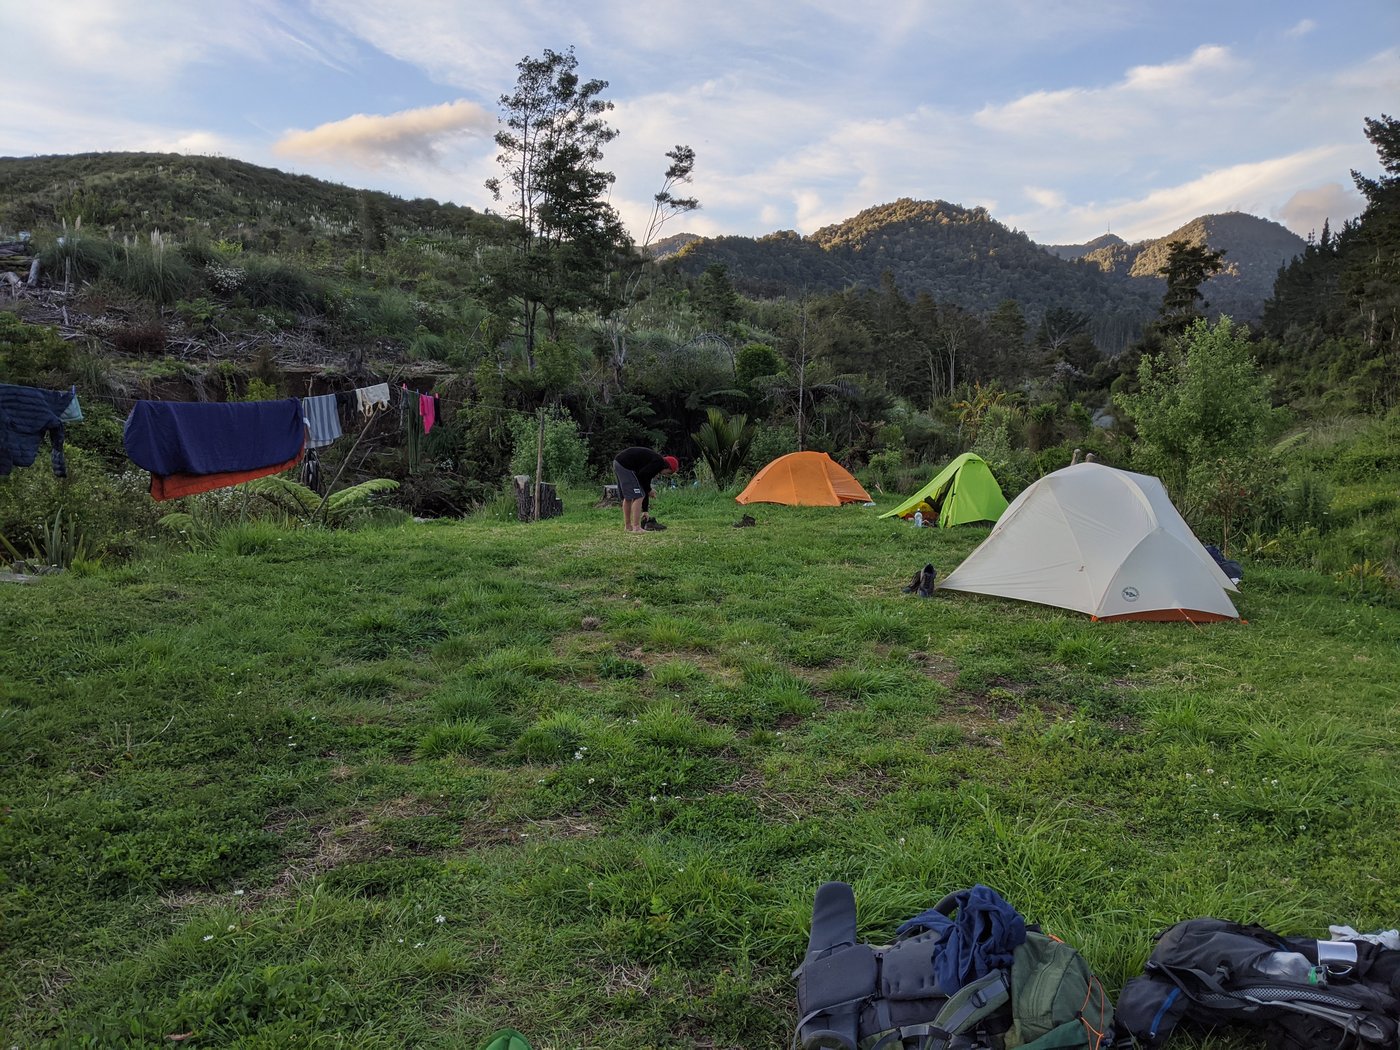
{"left": 5, "top": 1, "right": 1398, "bottom": 246}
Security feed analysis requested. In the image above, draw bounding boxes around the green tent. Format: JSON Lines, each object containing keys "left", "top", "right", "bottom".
{"left": 878, "top": 452, "right": 1009, "bottom": 526}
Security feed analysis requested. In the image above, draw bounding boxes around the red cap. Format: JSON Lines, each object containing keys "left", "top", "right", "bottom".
{"left": 663, "top": 455, "right": 679, "bottom": 472}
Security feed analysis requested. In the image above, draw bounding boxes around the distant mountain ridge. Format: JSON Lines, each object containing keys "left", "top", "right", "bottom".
{"left": 1046, "top": 212, "right": 1307, "bottom": 323}
{"left": 663, "top": 201, "right": 1307, "bottom": 347}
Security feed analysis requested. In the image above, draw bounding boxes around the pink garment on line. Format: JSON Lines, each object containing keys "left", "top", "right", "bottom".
{"left": 419, "top": 393, "right": 436, "bottom": 435}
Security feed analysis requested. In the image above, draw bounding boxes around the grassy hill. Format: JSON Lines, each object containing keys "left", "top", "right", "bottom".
{"left": 3, "top": 477, "right": 1397, "bottom": 1046}
{"left": 0, "top": 152, "right": 508, "bottom": 250}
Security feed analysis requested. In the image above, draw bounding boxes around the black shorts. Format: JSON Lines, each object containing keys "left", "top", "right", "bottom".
{"left": 613, "top": 461, "right": 645, "bottom": 501}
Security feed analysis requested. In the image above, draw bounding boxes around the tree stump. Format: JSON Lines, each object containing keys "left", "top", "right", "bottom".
{"left": 513, "top": 475, "right": 563, "bottom": 522}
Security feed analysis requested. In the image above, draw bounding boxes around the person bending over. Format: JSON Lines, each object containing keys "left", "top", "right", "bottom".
{"left": 612, "top": 447, "right": 678, "bottom": 533}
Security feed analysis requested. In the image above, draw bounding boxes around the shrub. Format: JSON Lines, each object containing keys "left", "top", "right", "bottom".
{"left": 0, "top": 311, "right": 71, "bottom": 384}
{"left": 239, "top": 256, "right": 327, "bottom": 312}
{"left": 508, "top": 407, "right": 590, "bottom": 485}
{"left": 116, "top": 232, "right": 195, "bottom": 304}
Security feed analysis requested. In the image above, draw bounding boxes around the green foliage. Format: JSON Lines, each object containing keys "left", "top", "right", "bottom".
{"left": 735, "top": 341, "right": 784, "bottom": 394}
{"left": 0, "top": 446, "right": 157, "bottom": 561}
{"left": 1, "top": 507, "right": 102, "bottom": 569}
{"left": 692, "top": 408, "right": 756, "bottom": 489}
{"left": 115, "top": 231, "right": 196, "bottom": 304}
{"left": 508, "top": 407, "right": 590, "bottom": 485}
{"left": 245, "top": 476, "right": 401, "bottom": 527}
{"left": 0, "top": 310, "right": 72, "bottom": 384}
{"left": 1155, "top": 239, "right": 1226, "bottom": 334}
{"left": 1116, "top": 317, "right": 1277, "bottom": 502}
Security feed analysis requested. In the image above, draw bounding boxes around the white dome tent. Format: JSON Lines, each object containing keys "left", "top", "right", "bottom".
{"left": 938, "top": 463, "right": 1240, "bottom": 622}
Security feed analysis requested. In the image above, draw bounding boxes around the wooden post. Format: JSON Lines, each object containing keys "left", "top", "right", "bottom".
{"left": 533, "top": 407, "right": 545, "bottom": 523}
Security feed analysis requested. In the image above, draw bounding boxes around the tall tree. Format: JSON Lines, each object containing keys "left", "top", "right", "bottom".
{"left": 1156, "top": 239, "right": 1226, "bottom": 334}
{"left": 485, "top": 47, "right": 626, "bottom": 366}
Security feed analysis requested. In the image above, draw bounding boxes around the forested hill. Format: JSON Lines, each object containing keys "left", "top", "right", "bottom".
{"left": 1049, "top": 212, "right": 1308, "bottom": 323}
{"left": 0, "top": 152, "right": 511, "bottom": 249}
{"left": 666, "top": 198, "right": 1159, "bottom": 351}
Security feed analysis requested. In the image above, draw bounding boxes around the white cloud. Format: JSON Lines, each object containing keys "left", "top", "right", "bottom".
{"left": 1285, "top": 19, "right": 1317, "bottom": 39}
{"left": 275, "top": 100, "right": 494, "bottom": 169}
{"left": 1275, "top": 182, "right": 1364, "bottom": 239}
{"left": 1026, "top": 187, "right": 1067, "bottom": 209}
{"left": 1008, "top": 146, "right": 1354, "bottom": 243}
{"left": 1122, "top": 44, "right": 1234, "bottom": 91}
{"left": 8, "top": 0, "right": 352, "bottom": 88}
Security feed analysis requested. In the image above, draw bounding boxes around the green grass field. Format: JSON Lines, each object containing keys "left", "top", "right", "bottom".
{"left": 3, "top": 488, "right": 1398, "bottom": 1048}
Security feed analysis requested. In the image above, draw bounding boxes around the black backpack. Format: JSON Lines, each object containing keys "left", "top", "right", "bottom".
{"left": 1116, "top": 918, "right": 1400, "bottom": 1049}
{"left": 793, "top": 882, "right": 1113, "bottom": 1050}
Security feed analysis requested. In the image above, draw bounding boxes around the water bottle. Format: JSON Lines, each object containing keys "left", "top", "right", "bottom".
{"left": 913, "top": 511, "right": 924, "bottom": 528}
{"left": 1256, "top": 951, "right": 1323, "bottom": 983}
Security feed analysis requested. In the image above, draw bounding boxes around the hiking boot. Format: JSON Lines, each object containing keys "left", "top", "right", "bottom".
{"left": 901, "top": 567, "right": 923, "bottom": 594}
{"left": 733, "top": 514, "right": 756, "bottom": 528}
{"left": 641, "top": 518, "right": 667, "bottom": 531}
{"left": 917, "top": 564, "right": 937, "bottom": 598}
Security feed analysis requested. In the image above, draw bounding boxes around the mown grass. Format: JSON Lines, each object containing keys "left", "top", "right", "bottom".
{"left": 2, "top": 488, "right": 1398, "bottom": 1048}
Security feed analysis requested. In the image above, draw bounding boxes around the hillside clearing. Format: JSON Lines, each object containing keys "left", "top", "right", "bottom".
{"left": 2, "top": 490, "right": 1398, "bottom": 1048}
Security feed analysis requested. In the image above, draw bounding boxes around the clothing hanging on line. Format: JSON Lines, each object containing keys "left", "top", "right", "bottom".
{"left": 0, "top": 383, "right": 74, "bottom": 478}
{"left": 301, "top": 393, "right": 342, "bottom": 449}
{"left": 123, "top": 398, "right": 305, "bottom": 501}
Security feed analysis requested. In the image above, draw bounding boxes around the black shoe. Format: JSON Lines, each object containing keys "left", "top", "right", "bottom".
{"left": 733, "top": 514, "right": 756, "bottom": 528}
{"left": 641, "top": 518, "right": 667, "bottom": 531}
{"left": 902, "top": 568, "right": 923, "bottom": 594}
{"left": 916, "top": 564, "right": 937, "bottom": 598}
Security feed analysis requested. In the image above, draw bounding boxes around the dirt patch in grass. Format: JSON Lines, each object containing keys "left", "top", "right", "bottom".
{"left": 908, "top": 650, "right": 959, "bottom": 687}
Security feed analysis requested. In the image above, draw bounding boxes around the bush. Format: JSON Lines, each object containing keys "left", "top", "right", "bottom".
{"left": 0, "top": 448, "right": 158, "bottom": 562}
{"left": 239, "top": 256, "right": 327, "bottom": 312}
{"left": 508, "top": 408, "right": 590, "bottom": 486}
{"left": 0, "top": 311, "right": 71, "bottom": 384}
{"left": 116, "top": 234, "right": 196, "bottom": 304}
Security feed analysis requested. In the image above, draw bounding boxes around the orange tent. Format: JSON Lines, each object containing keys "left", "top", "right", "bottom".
{"left": 736, "top": 451, "right": 872, "bottom": 506}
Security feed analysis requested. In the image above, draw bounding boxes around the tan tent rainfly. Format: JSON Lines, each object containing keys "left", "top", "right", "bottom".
{"left": 736, "top": 451, "right": 872, "bottom": 506}
{"left": 938, "top": 462, "right": 1240, "bottom": 622}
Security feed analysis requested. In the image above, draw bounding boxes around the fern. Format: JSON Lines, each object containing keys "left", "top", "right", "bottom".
{"left": 246, "top": 475, "right": 398, "bottom": 527}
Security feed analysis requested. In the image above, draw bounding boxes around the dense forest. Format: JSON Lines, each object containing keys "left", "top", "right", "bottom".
{"left": 1, "top": 66, "right": 1397, "bottom": 588}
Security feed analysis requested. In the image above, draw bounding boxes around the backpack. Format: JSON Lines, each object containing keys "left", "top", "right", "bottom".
{"left": 793, "top": 882, "right": 1114, "bottom": 1050}
{"left": 1116, "top": 918, "right": 1400, "bottom": 1049}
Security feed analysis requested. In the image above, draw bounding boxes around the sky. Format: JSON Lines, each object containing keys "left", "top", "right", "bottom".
{"left": 4, "top": 1, "right": 1398, "bottom": 247}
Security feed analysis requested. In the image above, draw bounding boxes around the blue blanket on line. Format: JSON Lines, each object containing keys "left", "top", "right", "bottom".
{"left": 0, "top": 383, "right": 74, "bottom": 477}
{"left": 124, "top": 399, "right": 305, "bottom": 476}
{"left": 894, "top": 884, "right": 1028, "bottom": 991}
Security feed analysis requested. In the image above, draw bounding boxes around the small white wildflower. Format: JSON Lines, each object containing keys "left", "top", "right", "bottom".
{"left": 202, "top": 935, "right": 214, "bottom": 942}
{"left": 1206, "top": 767, "right": 1214, "bottom": 774}
{"left": 587, "top": 777, "right": 595, "bottom": 784}
{"left": 1271, "top": 779, "right": 1279, "bottom": 786}
{"left": 414, "top": 942, "right": 424, "bottom": 948}
{"left": 898, "top": 837, "right": 906, "bottom": 846}
{"left": 649, "top": 795, "right": 659, "bottom": 803}
{"left": 227, "top": 925, "right": 236, "bottom": 931}
{"left": 397, "top": 937, "right": 404, "bottom": 944}
{"left": 435, "top": 915, "right": 446, "bottom": 924}
{"left": 233, "top": 889, "right": 244, "bottom": 896}
{"left": 1212, "top": 812, "right": 1220, "bottom": 820}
